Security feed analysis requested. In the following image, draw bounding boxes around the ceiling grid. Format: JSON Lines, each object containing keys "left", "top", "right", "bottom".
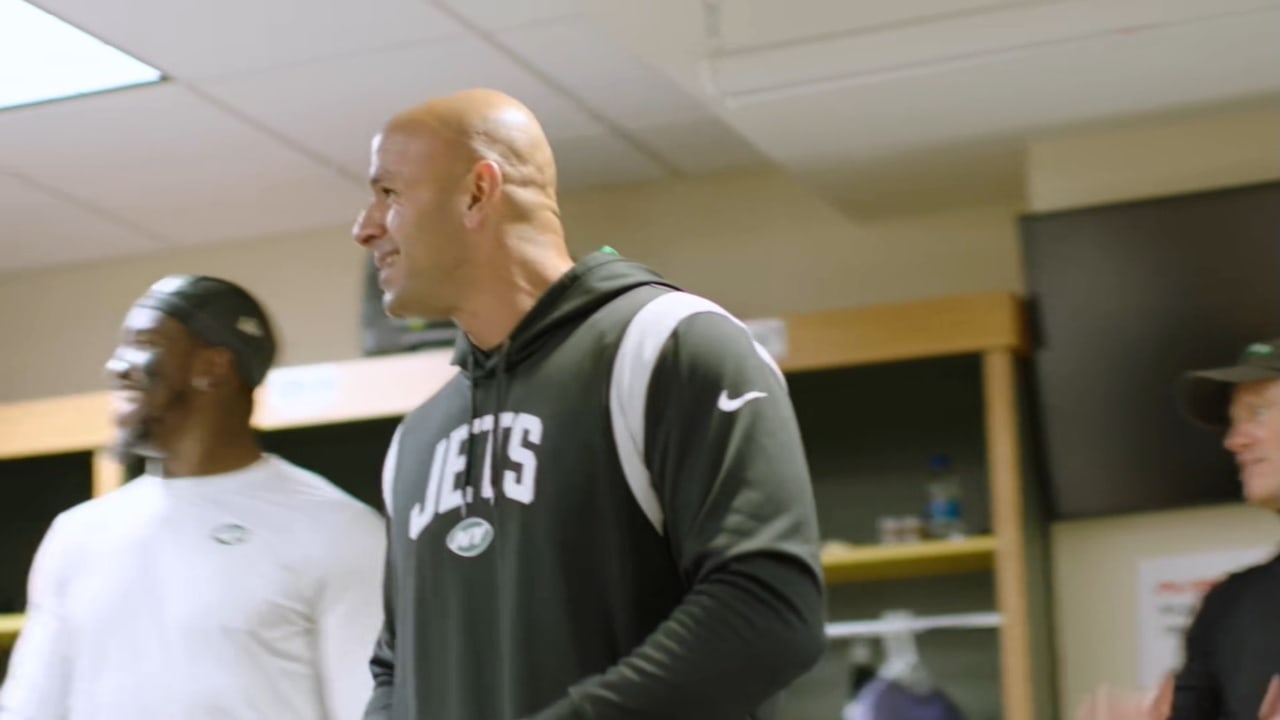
{"left": 1, "top": 0, "right": 1276, "bottom": 271}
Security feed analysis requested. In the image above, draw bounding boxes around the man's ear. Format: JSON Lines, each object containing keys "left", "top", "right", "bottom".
{"left": 192, "top": 346, "right": 238, "bottom": 391}
{"left": 463, "top": 160, "right": 503, "bottom": 228}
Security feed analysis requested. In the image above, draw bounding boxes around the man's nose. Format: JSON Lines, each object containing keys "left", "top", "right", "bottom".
{"left": 104, "top": 353, "right": 129, "bottom": 381}
{"left": 353, "top": 207, "right": 384, "bottom": 248}
{"left": 1224, "top": 424, "right": 1252, "bottom": 453}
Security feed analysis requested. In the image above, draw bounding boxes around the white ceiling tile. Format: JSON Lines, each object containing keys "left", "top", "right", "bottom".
{"left": 0, "top": 83, "right": 366, "bottom": 245}
{"left": 720, "top": 5, "right": 1280, "bottom": 165}
{"left": 552, "top": 132, "right": 669, "bottom": 191}
{"left": 705, "top": 0, "right": 1279, "bottom": 101}
{"left": 35, "top": 0, "right": 466, "bottom": 79}
{"left": 714, "top": 0, "right": 1018, "bottom": 51}
{"left": 582, "top": 0, "right": 1278, "bottom": 209}
{"left": 496, "top": 15, "right": 711, "bottom": 129}
{"left": 629, "top": 116, "right": 768, "bottom": 175}
{"left": 0, "top": 172, "right": 166, "bottom": 273}
{"left": 439, "top": 0, "right": 582, "bottom": 32}
{"left": 196, "top": 35, "right": 611, "bottom": 179}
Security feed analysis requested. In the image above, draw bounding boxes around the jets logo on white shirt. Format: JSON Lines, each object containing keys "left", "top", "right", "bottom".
{"left": 210, "top": 523, "right": 251, "bottom": 545}
{"left": 717, "top": 390, "right": 767, "bottom": 413}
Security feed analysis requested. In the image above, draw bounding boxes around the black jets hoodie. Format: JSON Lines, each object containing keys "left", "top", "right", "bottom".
{"left": 363, "top": 251, "right": 826, "bottom": 720}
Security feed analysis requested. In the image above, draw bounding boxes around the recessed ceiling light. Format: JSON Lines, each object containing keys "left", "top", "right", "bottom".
{"left": 0, "top": 0, "right": 163, "bottom": 111}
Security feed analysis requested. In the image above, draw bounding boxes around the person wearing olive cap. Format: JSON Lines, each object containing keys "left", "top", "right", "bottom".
{"left": 0, "top": 275, "right": 386, "bottom": 720}
{"left": 1163, "top": 338, "right": 1280, "bottom": 719}
{"left": 1074, "top": 339, "right": 1280, "bottom": 720}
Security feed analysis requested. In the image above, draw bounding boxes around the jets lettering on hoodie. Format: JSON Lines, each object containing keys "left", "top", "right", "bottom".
{"left": 406, "top": 411, "right": 542, "bottom": 541}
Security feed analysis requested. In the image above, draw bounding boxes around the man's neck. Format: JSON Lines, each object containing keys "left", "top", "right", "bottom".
{"left": 159, "top": 430, "right": 262, "bottom": 479}
{"left": 455, "top": 242, "right": 574, "bottom": 351}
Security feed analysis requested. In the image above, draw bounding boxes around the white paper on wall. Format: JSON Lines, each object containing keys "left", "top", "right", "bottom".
{"left": 264, "top": 362, "right": 342, "bottom": 420}
{"left": 1136, "top": 545, "right": 1273, "bottom": 687}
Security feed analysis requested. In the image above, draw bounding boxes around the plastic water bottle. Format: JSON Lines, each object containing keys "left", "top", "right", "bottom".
{"left": 925, "top": 453, "right": 966, "bottom": 540}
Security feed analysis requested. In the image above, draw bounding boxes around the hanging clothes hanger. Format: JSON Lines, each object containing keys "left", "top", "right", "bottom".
{"left": 840, "top": 610, "right": 976, "bottom": 720}
{"left": 874, "top": 609, "right": 935, "bottom": 694}
{"left": 846, "top": 637, "right": 878, "bottom": 697}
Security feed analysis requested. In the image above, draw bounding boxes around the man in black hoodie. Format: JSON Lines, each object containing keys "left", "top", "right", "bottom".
{"left": 351, "top": 88, "right": 826, "bottom": 719}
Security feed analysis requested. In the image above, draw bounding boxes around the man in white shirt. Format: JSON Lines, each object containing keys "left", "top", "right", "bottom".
{"left": 0, "top": 275, "right": 386, "bottom": 720}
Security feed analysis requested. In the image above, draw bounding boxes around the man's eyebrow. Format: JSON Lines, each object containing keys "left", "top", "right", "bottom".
{"left": 120, "top": 327, "right": 166, "bottom": 344}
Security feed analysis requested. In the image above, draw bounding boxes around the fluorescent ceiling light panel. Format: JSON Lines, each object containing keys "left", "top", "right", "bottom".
{"left": 0, "top": 0, "right": 163, "bottom": 111}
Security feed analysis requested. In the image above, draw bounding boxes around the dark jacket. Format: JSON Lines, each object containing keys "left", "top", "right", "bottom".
{"left": 363, "top": 252, "right": 826, "bottom": 720}
{"left": 1172, "top": 548, "right": 1280, "bottom": 719}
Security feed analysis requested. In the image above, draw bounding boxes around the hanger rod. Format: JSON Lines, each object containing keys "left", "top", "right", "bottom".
{"left": 825, "top": 611, "right": 1002, "bottom": 640}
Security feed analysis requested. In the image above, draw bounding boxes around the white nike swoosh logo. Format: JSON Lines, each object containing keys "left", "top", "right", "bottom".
{"left": 717, "top": 390, "right": 768, "bottom": 412}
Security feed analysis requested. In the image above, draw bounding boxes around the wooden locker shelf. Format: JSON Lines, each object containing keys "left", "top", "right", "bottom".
{"left": 0, "top": 349, "right": 459, "bottom": 462}
{"left": 821, "top": 535, "right": 998, "bottom": 584}
{"left": 1, "top": 612, "right": 22, "bottom": 649}
{"left": 0, "top": 290, "right": 1025, "bottom": 462}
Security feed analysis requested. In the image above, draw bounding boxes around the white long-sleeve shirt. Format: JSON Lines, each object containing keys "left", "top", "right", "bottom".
{"left": 0, "top": 454, "right": 386, "bottom": 720}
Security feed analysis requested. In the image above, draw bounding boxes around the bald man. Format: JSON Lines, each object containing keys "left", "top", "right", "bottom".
{"left": 353, "top": 89, "right": 826, "bottom": 720}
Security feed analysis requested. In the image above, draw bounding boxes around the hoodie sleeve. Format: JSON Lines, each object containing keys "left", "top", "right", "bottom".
{"left": 528, "top": 310, "right": 827, "bottom": 720}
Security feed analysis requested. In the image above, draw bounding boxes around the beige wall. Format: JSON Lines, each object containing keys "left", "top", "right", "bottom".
{"left": 3, "top": 99, "right": 1279, "bottom": 717}
{"left": 0, "top": 225, "right": 364, "bottom": 403}
{"left": 0, "top": 168, "right": 1022, "bottom": 402}
{"left": 1028, "top": 100, "right": 1280, "bottom": 213}
{"left": 1027, "top": 101, "right": 1280, "bottom": 717}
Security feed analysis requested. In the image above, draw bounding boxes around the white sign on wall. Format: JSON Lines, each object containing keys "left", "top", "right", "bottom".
{"left": 1136, "top": 546, "right": 1273, "bottom": 687}
{"left": 265, "top": 363, "right": 342, "bottom": 420}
